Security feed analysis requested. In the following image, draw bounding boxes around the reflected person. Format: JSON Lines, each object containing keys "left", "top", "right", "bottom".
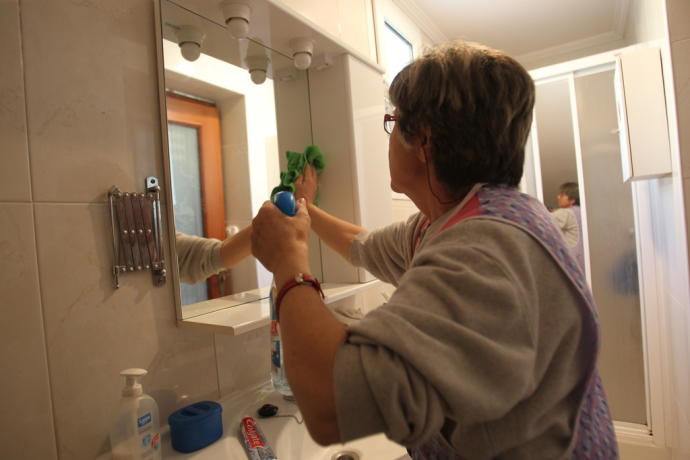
{"left": 251, "top": 42, "right": 618, "bottom": 459}
{"left": 175, "top": 226, "right": 251, "bottom": 285}
{"left": 550, "top": 182, "right": 585, "bottom": 270}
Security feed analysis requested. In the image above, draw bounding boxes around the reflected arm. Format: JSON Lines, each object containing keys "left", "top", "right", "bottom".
{"left": 219, "top": 224, "right": 252, "bottom": 268}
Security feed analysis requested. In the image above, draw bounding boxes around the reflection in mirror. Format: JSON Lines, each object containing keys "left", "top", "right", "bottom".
{"left": 530, "top": 69, "right": 646, "bottom": 424}
{"left": 160, "top": 0, "right": 314, "bottom": 315}
{"left": 533, "top": 79, "right": 577, "bottom": 210}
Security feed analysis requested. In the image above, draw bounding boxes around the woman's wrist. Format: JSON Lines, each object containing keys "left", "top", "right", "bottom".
{"left": 274, "top": 263, "right": 313, "bottom": 288}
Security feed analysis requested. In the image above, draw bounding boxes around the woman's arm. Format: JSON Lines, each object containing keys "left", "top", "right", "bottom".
{"left": 295, "top": 165, "right": 364, "bottom": 263}
{"left": 251, "top": 200, "right": 345, "bottom": 445}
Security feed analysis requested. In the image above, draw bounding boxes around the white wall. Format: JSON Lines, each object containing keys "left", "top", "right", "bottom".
{"left": 279, "top": 0, "right": 378, "bottom": 60}
{"left": 657, "top": 0, "right": 690, "bottom": 457}
{"left": 624, "top": 0, "right": 666, "bottom": 44}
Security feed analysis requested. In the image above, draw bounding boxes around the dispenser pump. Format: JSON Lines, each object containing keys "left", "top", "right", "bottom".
{"left": 120, "top": 368, "right": 147, "bottom": 397}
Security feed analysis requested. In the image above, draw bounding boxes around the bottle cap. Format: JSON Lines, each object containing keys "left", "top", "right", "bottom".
{"left": 273, "top": 191, "right": 296, "bottom": 216}
{"left": 120, "top": 368, "right": 147, "bottom": 397}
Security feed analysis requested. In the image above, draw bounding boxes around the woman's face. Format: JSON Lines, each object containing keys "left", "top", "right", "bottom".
{"left": 388, "top": 113, "right": 421, "bottom": 196}
{"left": 556, "top": 192, "right": 573, "bottom": 208}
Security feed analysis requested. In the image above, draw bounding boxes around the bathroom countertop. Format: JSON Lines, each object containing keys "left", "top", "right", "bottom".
{"left": 162, "top": 382, "right": 292, "bottom": 459}
{"left": 98, "top": 381, "right": 408, "bottom": 459}
{"left": 162, "top": 382, "right": 409, "bottom": 460}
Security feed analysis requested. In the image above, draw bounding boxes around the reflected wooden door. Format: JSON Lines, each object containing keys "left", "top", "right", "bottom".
{"left": 166, "top": 92, "right": 231, "bottom": 299}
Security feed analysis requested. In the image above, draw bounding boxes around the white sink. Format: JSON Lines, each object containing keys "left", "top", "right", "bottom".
{"left": 161, "top": 383, "right": 409, "bottom": 460}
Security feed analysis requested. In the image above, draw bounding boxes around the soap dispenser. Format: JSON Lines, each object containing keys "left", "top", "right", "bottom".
{"left": 109, "top": 368, "right": 162, "bottom": 460}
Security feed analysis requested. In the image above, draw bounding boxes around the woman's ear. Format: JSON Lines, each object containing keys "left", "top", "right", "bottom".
{"left": 414, "top": 127, "right": 432, "bottom": 162}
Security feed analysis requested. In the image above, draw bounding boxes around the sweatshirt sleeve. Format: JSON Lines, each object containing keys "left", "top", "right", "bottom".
{"left": 349, "top": 214, "right": 422, "bottom": 286}
{"left": 175, "top": 232, "right": 224, "bottom": 284}
{"left": 333, "top": 221, "right": 540, "bottom": 447}
{"left": 550, "top": 208, "right": 569, "bottom": 231}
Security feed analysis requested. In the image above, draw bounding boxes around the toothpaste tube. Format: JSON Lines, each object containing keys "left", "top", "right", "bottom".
{"left": 240, "top": 416, "right": 278, "bottom": 460}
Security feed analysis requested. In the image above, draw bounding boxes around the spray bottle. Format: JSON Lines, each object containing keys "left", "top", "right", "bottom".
{"left": 269, "top": 191, "right": 296, "bottom": 399}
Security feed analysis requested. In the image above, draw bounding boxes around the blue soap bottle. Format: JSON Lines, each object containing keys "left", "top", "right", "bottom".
{"left": 270, "top": 191, "right": 295, "bottom": 399}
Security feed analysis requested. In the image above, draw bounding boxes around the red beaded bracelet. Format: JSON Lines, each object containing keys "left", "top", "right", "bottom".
{"left": 275, "top": 273, "right": 325, "bottom": 321}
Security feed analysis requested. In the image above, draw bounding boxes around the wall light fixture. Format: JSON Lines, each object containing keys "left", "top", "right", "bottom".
{"left": 245, "top": 55, "right": 269, "bottom": 85}
{"left": 175, "top": 25, "right": 205, "bottom": 62}
{"left": 289, "top": 37, "right": 315, "bottom": 70}
{"left": 221, "top": 1, "right": 251, "bottom": 39}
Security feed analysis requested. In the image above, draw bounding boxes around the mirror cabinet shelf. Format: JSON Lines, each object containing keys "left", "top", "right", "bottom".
{"left": 179, "top": 280, "right": 383, "bottom": 335}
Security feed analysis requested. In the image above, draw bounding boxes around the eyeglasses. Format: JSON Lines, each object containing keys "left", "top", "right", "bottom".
{"left": 383, "top": 114, "right": 399, "bottom": 135}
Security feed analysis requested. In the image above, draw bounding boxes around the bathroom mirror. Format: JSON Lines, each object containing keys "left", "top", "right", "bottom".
{"left": 158, "top": 0, "right": 316, "bottom": 317}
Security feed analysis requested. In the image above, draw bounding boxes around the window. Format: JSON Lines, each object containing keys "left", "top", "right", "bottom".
{"left": 383, "top": 22, "right": 413, "bottom": 85}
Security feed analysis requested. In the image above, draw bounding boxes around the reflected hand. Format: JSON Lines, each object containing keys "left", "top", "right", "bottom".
{"left": 251, "top": 198, "right": 311, "bottom": 278}
{"left": 295, "top": 164, "right": 318, "bottom": 205}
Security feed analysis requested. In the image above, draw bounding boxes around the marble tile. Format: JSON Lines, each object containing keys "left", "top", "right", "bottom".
{"left": 21, "top": 0, "right": 165, "bottom": 203}
{"left": 0, "top": 1, "right": 31, "bottom": 202}
{"left": 34, "top": 203, "right": 219, "bottom": 460}
{"left": 0, "top": 204, "right": 58, "bottom": 459}
{"left": 215, "top": 326, "right": 271, "bottom": 397}
{"left": 671, "top": 38, "right": 690, "bottom": 179}
{"left": 655, "top": 178, "right": 686, "bottom": 301}
{"left": 667, "top": 0, "right": 690, "bottom": 43}
{"left": 684, "top": 176, "right": 690, "bottom": 270}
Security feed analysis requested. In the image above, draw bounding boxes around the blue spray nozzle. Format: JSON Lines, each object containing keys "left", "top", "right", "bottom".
{"left": 273, "top": 191, "right": 296, "bottom": 216}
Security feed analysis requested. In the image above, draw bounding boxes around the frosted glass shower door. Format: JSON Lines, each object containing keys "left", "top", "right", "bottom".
{"left": 530, "top": 68, "right": 647, "bottom": 426}
{"left": 574, "top": 69, "right": 646, "bottom": 424}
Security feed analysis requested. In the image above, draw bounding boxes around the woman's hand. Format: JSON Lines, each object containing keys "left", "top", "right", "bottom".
{"left": 251, "top": 198, "right": 311, "bottom": 281}
{"left": 295, "top": 164, "right": 318, "bottom": 205}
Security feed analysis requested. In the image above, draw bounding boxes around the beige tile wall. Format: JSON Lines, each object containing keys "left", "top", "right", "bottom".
{"left": 667, "top": 2, "right": 690, "bottom": 294}
{"left": 0, "top": 0, "right": 31, "bottom": 202}
{"left": 0, "top": 0, "right": 271, "bottom": 458}
{"left": 670, "top": 37, "right": 690, "bottom": 180}
{"left": 0, "top": 204, "right": 57, "bottom": 459}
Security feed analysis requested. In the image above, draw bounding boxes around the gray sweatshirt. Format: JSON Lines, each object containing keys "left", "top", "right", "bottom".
{"left": 333, "top": 210, "right": 589, "bottom": 459}
{"left": 175, "top": 232, "right": 224, "bottom": 284}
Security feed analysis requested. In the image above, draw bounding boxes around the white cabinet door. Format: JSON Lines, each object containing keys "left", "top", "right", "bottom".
{"left": 309, "top": 54, "right": 391, "bottom": 283}
{"left": 615, "top": 47, "right": 672, "bottom": 181}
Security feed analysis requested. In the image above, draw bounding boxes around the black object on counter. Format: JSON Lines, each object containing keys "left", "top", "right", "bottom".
{"left": 257, "top": 403, "right": 279, "bottom": 418}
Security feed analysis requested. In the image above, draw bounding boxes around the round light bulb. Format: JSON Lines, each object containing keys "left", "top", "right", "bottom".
{"left": 228, "top": 18, "right": 249, "bottom": 39}
{"left": 250, "top": 69, "right": 266, "bottom": 85}
{"left": 179, "top": 42, "right": 201, "bottom": 62}
{"left": 293, "top": 51, "right": 312, "bottom": 70}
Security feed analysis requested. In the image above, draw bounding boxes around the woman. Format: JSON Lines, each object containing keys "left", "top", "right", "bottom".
{"left": 251, "top": 41, "right": 617, "bottom": 459}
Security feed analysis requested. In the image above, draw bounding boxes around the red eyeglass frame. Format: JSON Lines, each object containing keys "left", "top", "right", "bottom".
{"left": 383, "top": 114, "right": 399, "bottom": 134}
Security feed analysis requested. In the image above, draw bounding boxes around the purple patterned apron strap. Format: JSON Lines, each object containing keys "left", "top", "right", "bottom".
{"left": 407, "top": 185, "right": 618, "bottom": 460}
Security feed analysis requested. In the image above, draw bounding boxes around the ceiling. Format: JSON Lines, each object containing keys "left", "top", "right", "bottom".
{"left": 395, "top": 0, "right": 630, "bottom": 66}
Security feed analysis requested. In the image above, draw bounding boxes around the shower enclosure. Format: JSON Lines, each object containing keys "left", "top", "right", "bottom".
{"left": 521, "top": 45, "right": 671, "bottom": 437}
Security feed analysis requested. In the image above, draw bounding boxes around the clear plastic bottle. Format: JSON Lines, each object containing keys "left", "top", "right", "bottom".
{"left": 269, "top": 191, "right": 296, "bottom": 399}
{"left": 270, "top": 278, "right": 293, "bottom": 399}
{"left": 109, "top": 368, "right": 162, "bottom": 460}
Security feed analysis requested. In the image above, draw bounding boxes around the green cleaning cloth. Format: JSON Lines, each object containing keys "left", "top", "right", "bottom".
{"left": 270, "top": 145, "right": 326, "bottom": 204}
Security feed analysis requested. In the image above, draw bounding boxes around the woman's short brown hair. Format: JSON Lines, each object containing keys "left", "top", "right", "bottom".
{"left": 559, "top": 182, "right": 580, "bottom": 206}
{"left": 389, "top": 41, "right": 535, "bottom": 191}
